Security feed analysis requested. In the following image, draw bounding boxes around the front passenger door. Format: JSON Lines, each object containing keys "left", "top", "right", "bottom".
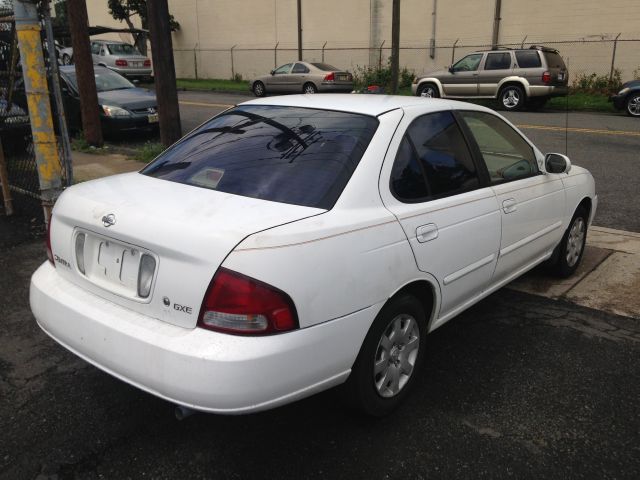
{"left": 459, "top": 111, "right": 566, "bottom": 285}
{"left": 266, "top": 63, "right": 293, "bottom": 92}
{"left": 443, "top": 53, "right": 483, "bottom": 97}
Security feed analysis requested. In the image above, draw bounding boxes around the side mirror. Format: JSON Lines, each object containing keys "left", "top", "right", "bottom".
{"left": 270, "top": 70, "right": 275, "bottom": 75}
{"left": 448, "top": 65, "right": 454, "bottom": 73}
{"left": 545, "top": 153, "right": 572, "bottom": 174}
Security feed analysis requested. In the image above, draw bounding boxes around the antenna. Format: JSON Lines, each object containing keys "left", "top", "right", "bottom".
{"left": 565, "top": 57, "right": 569, "bottom": 156}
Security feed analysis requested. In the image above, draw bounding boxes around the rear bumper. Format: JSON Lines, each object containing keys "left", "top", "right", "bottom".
{"left": 107, "top": 66, "right": 153, "bottom": 78}
{"left": 528, "top": 85, "right": 568, "bottom": 98}
{"left": 318, "top": 83, "right": 353, "bottom": 93}
{"left": 30, "top": 262, "right": 375, "bottom": 414}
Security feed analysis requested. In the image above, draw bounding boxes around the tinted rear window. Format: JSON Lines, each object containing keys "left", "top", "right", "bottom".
{"left": 311, "top": 63, "right": 338, "bottom": 71}
{"left": 515, "top": 50, "right": 541, "bottom": 68}
{"left": 543, "top": 51, "right": 566, "bottom": 69}
{"left": 141, "top": 105, "right": 378, "bottom": 209}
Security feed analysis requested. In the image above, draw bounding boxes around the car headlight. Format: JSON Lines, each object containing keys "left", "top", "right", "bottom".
{"left": 101, "top": 105, "right": 130, "bottom": 117}
{"left": 618, "top": 87, "right": 630, "bottom": 96}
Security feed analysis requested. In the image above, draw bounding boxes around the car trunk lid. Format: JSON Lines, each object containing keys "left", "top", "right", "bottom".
{"left": 50, "top": 173, "right": 324, "bottom": 328}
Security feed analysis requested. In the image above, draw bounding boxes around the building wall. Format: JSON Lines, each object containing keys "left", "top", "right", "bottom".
{"left": 85, "top": 0, "right": 640, "bottom": 81}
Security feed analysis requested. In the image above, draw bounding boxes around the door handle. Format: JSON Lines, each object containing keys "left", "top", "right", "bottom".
{"left": 502, "top": 198, "right": 517, "bottom": 214}
{"left": 416, "top": 223, "right": 439, "bottom": 243}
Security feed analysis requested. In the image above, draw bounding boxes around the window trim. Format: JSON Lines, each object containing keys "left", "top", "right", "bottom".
{"left": 389, "top": 111, "right": 486, "bottom": 204}
{"left": 455, "top": 109, "right": 542, "bottom": 186}
{"left": 483, "top": 52, "right": 513, "bottom": 71}
{"left": 292, "top": 63, "right": 310, "bottom": 74}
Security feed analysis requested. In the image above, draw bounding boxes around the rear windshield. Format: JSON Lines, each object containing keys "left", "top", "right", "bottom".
{"left": 107, "top": 43, "right": 140, "bottom": 56}
{"left": 543, "top": 51, "right": 566, "bottom": 69}
{"left": 311, "top": 63, "right": 338, "bottom": 71}
{"left": 141, "top": 105, "right": 379, "bottom": 209}
{"left": 515, "top": 50, "right": 541, "bottom": 68}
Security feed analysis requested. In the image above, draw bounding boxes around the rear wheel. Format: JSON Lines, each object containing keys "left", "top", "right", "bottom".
{"left": 500, "top": 85, "right": 525, "bottom": 111}
{"left": 303, "top": 82, "right": 318, "bottom": 94}
{"left": 417, "top": 83, "right": 439, "bottom": 98}
{"left": 252, "top": 81, "right": 266, "bottom": 97}
{"left": 548, "top": 206, "right": 588, "bottom": 278}
{"left": 626, "top": 93, "right": 640, "bottom": 117}
{"left": 345, "top": 293, "right": 426, "bottom": 417}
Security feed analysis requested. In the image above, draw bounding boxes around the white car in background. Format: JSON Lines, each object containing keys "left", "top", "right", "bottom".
{"left": 30, "top": 95, "right": 596, "bottom": 417}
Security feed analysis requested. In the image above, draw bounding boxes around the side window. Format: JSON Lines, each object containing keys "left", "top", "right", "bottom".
{"left": 484, "top": 52, "right": 511, "bottom": 70}
{"left": 273, "top": 63, "right": 292, "bottom": 75}
{"left": 90, "top": 43, "right": 100, "bottom": 55}
{"left": 460, "top": 111, "right": 538, "bottom": 183}
{"left": 391, "top": 111, "right": 480, "bottom": 201}
{"left": 292, "top": 63, "right": 309, "bottom": 74}
{"left": 515, "top": 50, "right": 542, "bottom": 68}
{"left": 452, "top": 53, "right": 483, "bottom": 72}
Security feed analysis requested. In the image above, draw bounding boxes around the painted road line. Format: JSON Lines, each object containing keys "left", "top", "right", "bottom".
{"left": 179, "top": 101, "right": 234, "bottom": 108}
{"left": 517, "top": 124, "right": 640, "bottom": 137}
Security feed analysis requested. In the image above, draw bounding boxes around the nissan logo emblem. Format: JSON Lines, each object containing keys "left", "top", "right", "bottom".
{"left": 102, "top": 214, "right": 116, "bottom": 228}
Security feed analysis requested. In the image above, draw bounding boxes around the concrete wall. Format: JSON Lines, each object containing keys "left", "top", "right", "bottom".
{"left": 85, "top": 0, "right": 640, "bottom": 81}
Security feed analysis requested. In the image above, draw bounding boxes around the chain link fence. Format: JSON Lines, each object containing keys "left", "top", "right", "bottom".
{"left": 174, "top": 37, "right": 640, "bottom": 86}
{"left": 0, "top": 4, "right": 70, "bottom": 220}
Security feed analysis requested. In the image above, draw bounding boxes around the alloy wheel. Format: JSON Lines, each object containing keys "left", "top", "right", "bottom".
{"left": 502, "top": 88, "right": 520, "bottom": 109}
{"left": 566, "top": 217, "right": 586, "bottom": 268}
{"left": 373, "top": 314, "right": 420, "bottom": 398}
{"left": 627, "top": 95, "right": 640, "bottom": 116}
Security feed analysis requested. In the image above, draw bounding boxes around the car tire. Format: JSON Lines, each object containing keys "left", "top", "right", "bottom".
{"left": 499, "top": 85, "right": 525, "bottom": 111}
{"left": 548, "top": 206, "right": 589, "bottom": 278}
{"left": 62, "top": 54, "right": 72, "bottom": 65}
{"left": 252, "top": 81, "right": 266, "bottom": 97}
{"left": 626, "top": 93, "right": 640, "bottom": 117}
{"left": 303, "top": 82, "right": 318, "bottom": 94}
{"left": 417, "top": 83, "right": 439, "bottom": 98}
{"left": 345, "top": 293, "right": 427, "bottom": 417}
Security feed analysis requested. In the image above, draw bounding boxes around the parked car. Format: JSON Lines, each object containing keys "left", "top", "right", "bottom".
{"left": 58, "top": 65, "right": 158, "bottom": 134}
{"left": 250, "top": 61, "right": 353, "bottom": 96}
{"left": 60, "top": 40, "right": 152, "bottom": 80}
{"left": 412, "top": 45, "right": 569, "bottom": 111}
{"left": 610, "top": 79, "right": 640, "bottom": 117}
{"left": 31, "top": 95, "right": 596, "bottom": 417}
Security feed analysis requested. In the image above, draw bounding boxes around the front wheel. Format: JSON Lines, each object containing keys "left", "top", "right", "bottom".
{"left": 548, "top": 207, "right": 588, "bottom": 278}
{"left": 345, "top": 293, "right": 426, "bottom": 417}
{"left": 626, "top": 93, "right": 640, "bottom": 117}
{"left": 500, "top": 85, "right": 525, "bottom": 111}
{"left": 417, "top": 83, "right": 439, "bottom": 98}
{"left": 303, "top": 82, "right": 318, "bottom": 94}
{"left": 252, "top": 81, "right": 266, "bottom": 97}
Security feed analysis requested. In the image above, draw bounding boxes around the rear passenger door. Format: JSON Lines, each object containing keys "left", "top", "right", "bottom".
{"left": 478, "top": 52, "right": 513, "bottom": 96}
{"left": 458, "top": 110, "right": 566, "bottom": 285}
{"left": 379, "top": 108, "right": 501, "bottom": 325}
{"left": 289, "top": 62, "right": 310, "bottom": 91}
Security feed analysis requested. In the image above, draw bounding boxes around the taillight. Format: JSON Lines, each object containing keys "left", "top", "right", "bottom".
{"left": 324, "top": 72, "right": 335, "bottom": 82}
{"left": 115, "top": 59, "right": 128, "bottom": 67}
{"left": 198, "top": 268, "right": 298, "bottom": 335}
{"left": 46, "top": 218, "right": 54, "bottom": 266}
{"left": 542, "top": 71, "right": 551, "bottom": 84}
{"left": 143, "top": 59, "right": 151, "bottom": 67}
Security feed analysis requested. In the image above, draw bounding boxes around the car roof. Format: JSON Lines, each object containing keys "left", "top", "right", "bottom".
{"left": 241, "top": 94, "right": 491, "bottom": 117}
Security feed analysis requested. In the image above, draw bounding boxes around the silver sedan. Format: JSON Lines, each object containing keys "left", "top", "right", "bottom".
{"left": 250, "top": 62, "right": 353, "bottom": 96}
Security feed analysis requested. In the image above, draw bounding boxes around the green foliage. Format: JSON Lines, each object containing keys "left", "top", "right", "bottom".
{"left": 133, "top": 142, "right": 165, "bottom": 163}
{"left": 351, "top": 59, "right": 415, "bottom": 92}
{"left": 232, "top": 72, "right": 243, "bottom": 82}
{"left": 71, "top": 132, "right": 110, "bottom": 154}
{"left": 571, "top": 69, "right": 622, "bottom": 94}
{"left": 176, "top": 78, "right": 249, "bottom": 92}
{"left": 633, "top": 66, "right": 640, "bottom": 80}
{"left": 107, "top": 0, "right": 180, "bottom": 31}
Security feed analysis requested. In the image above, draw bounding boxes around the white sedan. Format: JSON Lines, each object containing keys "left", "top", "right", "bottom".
{"left": 30, "top": 95, "right": 596, "bottom": 417}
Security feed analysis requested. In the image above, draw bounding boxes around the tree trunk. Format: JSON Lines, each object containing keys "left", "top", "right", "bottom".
{"left": 67, "top": 0, "right": 103, "bottom": 146}
{"left": 147, "top": 0, "right": 182, "bottom": 146}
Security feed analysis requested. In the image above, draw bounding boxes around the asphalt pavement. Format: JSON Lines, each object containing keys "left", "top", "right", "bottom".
{"left": 174, "top": 91, "right": 640, "bottom": 233}
{"left": 1, "top": 241, "right": 639, "bottom": 479}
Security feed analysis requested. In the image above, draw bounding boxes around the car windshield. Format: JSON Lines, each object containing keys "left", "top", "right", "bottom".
{"left": 311, "top": 63, "right": 338, "bottom": 71}
{"left": 106, "top": 43, "right": 141, "bottom": 56}
{"left": 141, "top": 105, "right": 379, "bottom": 209}
{"left": 64, "top": 69, "right": 134, "bottom": 92}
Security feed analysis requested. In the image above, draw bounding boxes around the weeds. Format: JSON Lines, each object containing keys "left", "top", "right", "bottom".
{"left": 133, "top": 142, "right": 165, "bottom": 163}
{"left": 571, "top": 69, "right": 622, "bottom": 94}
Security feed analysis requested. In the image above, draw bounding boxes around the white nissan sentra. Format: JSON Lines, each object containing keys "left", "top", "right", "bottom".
{"left": 30, "top": 95, "right": 596, "bottom": 416}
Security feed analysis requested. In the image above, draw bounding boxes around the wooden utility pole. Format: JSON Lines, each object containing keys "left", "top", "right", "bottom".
{"left": 147, "top": 0, "right": 182, "bottom": 146}
{"left": 491, "top": 0, "right": 502, "bottom": 49}
{"left": 390, "top": 0, "right": 400, "bottom": 94}
{"left": 67, "top": 0, "right": 103, "bottom": 147}
{"left": 297, "top": 0, "right": 303, "bottom": 61}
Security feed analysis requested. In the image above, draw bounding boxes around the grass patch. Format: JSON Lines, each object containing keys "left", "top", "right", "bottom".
{"left": 132, "top": 142, "right": 166, "bottom": 163}
{"left": 71, "top": 133, "right": 110, "bottom": 154}
{"left": 176, "top": 78, "right": 249, "bottom": 93}
{"left": 547, "top": 93, "right": 614, "bottom": 112}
